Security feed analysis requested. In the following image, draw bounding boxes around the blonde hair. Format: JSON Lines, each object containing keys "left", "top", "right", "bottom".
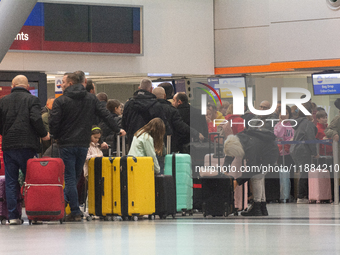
{"left": 226, "top": 104, "right": 233, "bottom": 115}
{"left": 223, "top": 135, "right": 245, "bottom": 158}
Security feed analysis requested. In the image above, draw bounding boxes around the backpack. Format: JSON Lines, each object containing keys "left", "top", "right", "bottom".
{"left": 241, "top": 128, "right": 276, "bottom": 142}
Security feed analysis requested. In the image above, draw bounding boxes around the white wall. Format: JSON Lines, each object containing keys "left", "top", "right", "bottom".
{"left": 0, "top": 0, "right": 214, "bottom": 76}
{"left": 215, "top": 0, "right": 340, "bottom": 68}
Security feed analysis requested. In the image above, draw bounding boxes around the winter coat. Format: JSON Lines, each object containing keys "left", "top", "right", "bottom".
{"left": 49, "top": 84, "right": 120, "bottom": 148}
{"left": 122, "top": 89, "right": 171, "bottom": 146}
{"left": 232, "top": 130, "right": 279, "bottom": 185}
{"left": 0, "top": 87, "right": 47, "bottom": 152}
{"left": 316, "top": 122, "right": 332, "bottom": 156}
{"left": 325, "top": 114, "right": 340, "bottom": 157}
{"left": 274, "top": 121, "right": 294, "bottom": 156}
{"left": 128, "top": 132, "right": 160, "bottom": 174}
{"left": 289, "top": 117, "right": 318, "bottom": 165}
{"left": 157, "top": 99, "right": 199, "bottom": 152}
{"left": 177, "top": 103, "right": 208, "bottom": 139}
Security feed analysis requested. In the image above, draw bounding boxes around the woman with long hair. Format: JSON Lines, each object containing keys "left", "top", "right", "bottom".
{"left": 128, "top": 118, "right": 166, "bottom": 174}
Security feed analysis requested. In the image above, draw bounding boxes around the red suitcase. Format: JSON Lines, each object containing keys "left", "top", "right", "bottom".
{"left": 24, "top": 157, "right": 65, "bottom": 224}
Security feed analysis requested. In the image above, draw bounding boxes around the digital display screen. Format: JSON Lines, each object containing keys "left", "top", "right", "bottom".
{"left": 9, "top": 3, "right": 141, "bottom": 54}
{"left": 312, "top": 73, "right": 340, "bottom": 95}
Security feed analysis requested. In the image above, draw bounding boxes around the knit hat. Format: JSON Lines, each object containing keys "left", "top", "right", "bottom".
{"left": 335, "top": 98, "right": 340, "bottom": 110}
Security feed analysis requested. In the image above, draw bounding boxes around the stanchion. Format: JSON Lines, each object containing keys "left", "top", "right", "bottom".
{"left": 333, "top": 141, "right": 339, "bottom": 205}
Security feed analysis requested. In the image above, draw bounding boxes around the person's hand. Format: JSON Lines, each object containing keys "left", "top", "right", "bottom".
{"left": 333, "top": 134, "right": 339, "bottom": 142}
{"left": 100, "top": 142, "right": 109, "bottom": 150}
{"left": 97, "top": 155, "right": 103, "bottom": 158}
{"left": 314, "top": 154, "right": 320, "bottom": 159}
{"left": 42, "top": 132, "right": 50, "bottom": 141}
{"left": 205, "top": 116, "right": 211, "bottom": 123}
{"left": 199, "top": 133, "right": 205, "bottom": 141}
{"left": 120, "top": 129, "right": 126, "bottom": 136}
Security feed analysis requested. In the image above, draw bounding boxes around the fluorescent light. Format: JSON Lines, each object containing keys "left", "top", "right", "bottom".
{"left": 148, "top": 73, "right": 172, "bottom": 77}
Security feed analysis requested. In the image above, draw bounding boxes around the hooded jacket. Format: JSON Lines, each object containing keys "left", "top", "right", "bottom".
{"left": 49, "top": 84, "right": 120, "bottom": 148}
{"left": 289, "top": 117, "right": 318, "bottom": 164}
{"left": 122, "top": 89, "right": 171, "bottom": 146}
{"left": 0, "top": 87, "right": 47, "bottom": 152}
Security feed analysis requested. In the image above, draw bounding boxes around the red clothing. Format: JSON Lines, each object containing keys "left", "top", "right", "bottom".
{"left": 208, "top": 122, "right": 218, "bottom": 141}
{"left": 316, "top": 122, "right": 332, "bottom": 156}
{"left": 225, "top": 114, "right": 245, "bottom": 135}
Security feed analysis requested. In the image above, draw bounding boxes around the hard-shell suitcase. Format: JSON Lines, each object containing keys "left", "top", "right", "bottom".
{"left": 24, "top": 157, "right": 65, "bottom": 224}
{"left": 0, "top": 176, "right": 22, "bottom": 224}
{"left": 119, "top": 155, "right": 155, "bottom": 220}
{"left": 308, "top": 155, "right": 332, "bottom": 203}
{"left": 201, "top": 175, "right": 235, "bottom": 217}
{"left": 88, "top": 156, "right": 120, "bottom": 219}
{"left": 164, "top": 153, "right": 193, "bottom": 215}
{"left": 155, "top": 175, "right": 176, "bottom": 219}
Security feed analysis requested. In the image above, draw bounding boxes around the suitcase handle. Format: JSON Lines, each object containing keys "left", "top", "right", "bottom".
{"left": 124, "top": 155, "right": 137, "bottom": 163}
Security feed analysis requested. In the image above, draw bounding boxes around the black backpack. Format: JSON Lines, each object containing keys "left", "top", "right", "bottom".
{"left": 241, "top": 128, "right": 276, "bottom": 142}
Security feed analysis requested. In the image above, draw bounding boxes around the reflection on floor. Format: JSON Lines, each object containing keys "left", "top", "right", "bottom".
{"left": 1, "top": 204, "right": 340, "bottom": 255}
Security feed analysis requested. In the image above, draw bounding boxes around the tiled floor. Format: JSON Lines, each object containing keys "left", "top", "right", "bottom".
{"left": 1, "top": 204, "right": 340, "bottom": 255}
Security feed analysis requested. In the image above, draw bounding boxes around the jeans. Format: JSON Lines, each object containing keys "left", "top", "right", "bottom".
{"left": 60, "top": 147, "right": 88, "bottom": 216}
{"left": 4, "top": 149, "right": 37, "bottom": 220}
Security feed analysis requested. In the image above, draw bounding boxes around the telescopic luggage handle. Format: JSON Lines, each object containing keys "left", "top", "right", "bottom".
{"left": 167, "top": 135, "right": 171, "bottom": 155}
{"left": 116, "top": 134, "right": 126, "bottom": 157}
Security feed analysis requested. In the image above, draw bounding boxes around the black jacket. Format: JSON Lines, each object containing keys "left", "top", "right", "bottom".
{"left": 158, "top": 99, "right": 199, "bottom": 152}
{"left": 49, "top": 84, "right": 120, "bottom": 148}
{"left": 230, "top": 131, "right": 279, "bottom": 185}
{"left": 177, "top": 103, "right": 208, "bottom": 140}
{"left": 98, "top": 112, "right": 122, "bottom": 152}
{"left": 122, "top": 89, "right": 171, "bottom": 146}
{"left": 0, "top": 87, "right": 47, "bottom": 151}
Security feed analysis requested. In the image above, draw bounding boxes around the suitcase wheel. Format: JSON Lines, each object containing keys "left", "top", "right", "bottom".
{"left": 29, "top": 220, "right": 32, "bottom": 225}
{"left": 1, "top": 219, "right": 7, "bottom": 225}
{"left": 172, "top": 214, "right": 176, "bottom": 219}
{"left": 161, "top": 215, "right": 167, "bottom": 220}
{"left": 181, "top": 211, "right": 186, "bottom": 216}
{"left": 203, "top": 213, "right": 206, "bottom": 218}
{"left": 132, "top": 216, "right": 138, "bottom": 221}
{"left": 59, "top": 219, "right": 63, "bottom": 224}
{"left": 148, "top": 215, "right": 155, "bottom": 220}
{"left": 86, "top": 216, "right": 92, "bottom": 221}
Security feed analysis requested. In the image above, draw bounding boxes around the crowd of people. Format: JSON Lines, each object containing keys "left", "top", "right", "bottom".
{"left": 1, "top": 72, "right": 339, "bottom": 223}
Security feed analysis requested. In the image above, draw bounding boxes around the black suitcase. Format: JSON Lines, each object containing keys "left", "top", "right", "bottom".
{"left": 155, "top": 175, "right": 176, "bottom": 219}
{"left": 201, "top": 175, "right": 236, "bottom": 217}
{"left": 265, "top": 171, "right": 280, "bottom": 203}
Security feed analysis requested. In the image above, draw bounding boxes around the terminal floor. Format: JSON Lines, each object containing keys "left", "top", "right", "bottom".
{"left": 1, "top": 203, "right": 340, "bottom": 255}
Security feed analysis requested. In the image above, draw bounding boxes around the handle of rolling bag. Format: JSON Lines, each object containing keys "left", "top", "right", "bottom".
{"left": 208, "top": 132, "right": 223, "bottom": 175}
{"left": 116, "top": 133, "right": 126, "bottom": 157}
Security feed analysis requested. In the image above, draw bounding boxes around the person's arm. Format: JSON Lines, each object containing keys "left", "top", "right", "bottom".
{"left": 30, "top": 97, "right": 48, "bottom": 139}
{"left": 49, "top": 99, "right": 62, "bottom": 139}
{"left": 325, "top": 116, "right": 340, "bottom": 141}
{"left": 143, "top": 135, "right": 160, "bottom": 174}
{"left": 306, "top": 124, "right": 318, "bottom": 156}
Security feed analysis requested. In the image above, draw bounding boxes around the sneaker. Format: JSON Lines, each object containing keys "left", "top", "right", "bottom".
{"left": 9, "top": 219, "right": 23, "bottom": 225}
{"left": 64, "top": 214, "right": 82, "bottom": 222}
{"left": 297, "top": 198, "right": 309, "bottom": 204}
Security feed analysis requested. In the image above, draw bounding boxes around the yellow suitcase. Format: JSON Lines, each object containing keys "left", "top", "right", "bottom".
{"left": 88, "top": 157, "right": 120, "bottom": 218}
{"left": 119, "top": 156, "right": 155, "bottom": 220}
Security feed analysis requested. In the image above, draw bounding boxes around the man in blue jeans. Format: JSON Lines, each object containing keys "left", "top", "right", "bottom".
{"left": 0, "top": 75, "right": 50, "bottom": 225}
{"left": 49, "top": 72, "right": 125, "bottom": 222}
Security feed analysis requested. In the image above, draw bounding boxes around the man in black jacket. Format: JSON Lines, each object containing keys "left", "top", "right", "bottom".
{"left": 173, "top": 92, "right": 208, "bottom": 144}
{"left": 153, "top": 87, "right": 204, "bottom": 152}
{"left": 49, "top": 72, "right": 126, "bottom": 221}
{"left": 122, "top": 78, "right": 171, "bottom": 147}
{"left": 0, "top": 75, "right": 50, "bottom": 225}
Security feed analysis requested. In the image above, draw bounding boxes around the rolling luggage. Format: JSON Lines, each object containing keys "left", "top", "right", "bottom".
{"left": 308, "top": 154, "right": 332, "bottom": 203}
{"left": 164, "top": 153, "right": 193, "bottom": 215}
{"left": 88, "top": 135, "right": 123, "bottom": 220}
{"left": 155, "top": 175, "right": 176, "bottom": 219}
{"left": 0, "top": 176, "right": 23, "bottom": 224}
{"left": 119, "top": 155, "right": 155, "bottom": 221}
{"left": 24, "top": 155, "right": 65, "bottom": 224}
{"left": 201, "top": 175, "right": 235, "bottom": 217}
{"left": 265, "top": 171, "right": 280, "bottom": 203}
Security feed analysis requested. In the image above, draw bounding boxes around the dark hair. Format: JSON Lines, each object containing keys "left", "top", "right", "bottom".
{"left": 298, "top": 102, "right": 312, "bottom": 117}
{"left": 107, "top": 99, "right": 121, "bottom": 113}
{"left": 86, "top": 79, "right": 94, "bottom": 92}
{"left": 316, "top": 107, "right": 325, "bottom": 111}
{"left": 316, "top": 110, "right": 327, "bottom": 119}
{"left": 65, "top": 73, "right": 80, "bottom": 85}
{"left": 158, "top": 82, "right": 174, "bottom": 99}
{"left": 135, "top": 118, "right": 165, "bottom": 155}
{"left": 282, "top": 105, "right": 292, "bottom": 119}
{"left": 74, "top": 70, "right": 85, "bottom": 84}
{"left": 176, "top": 93, "right": 188, "bottom": 104}
{"left": 91, "top": 125, "right": 102, "bottom": 135}
{"left": 208, "top": 103, "right": 217, "bottom": 111}
{"left": 96, "top": 92, "right": 108, "bottom": 102}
